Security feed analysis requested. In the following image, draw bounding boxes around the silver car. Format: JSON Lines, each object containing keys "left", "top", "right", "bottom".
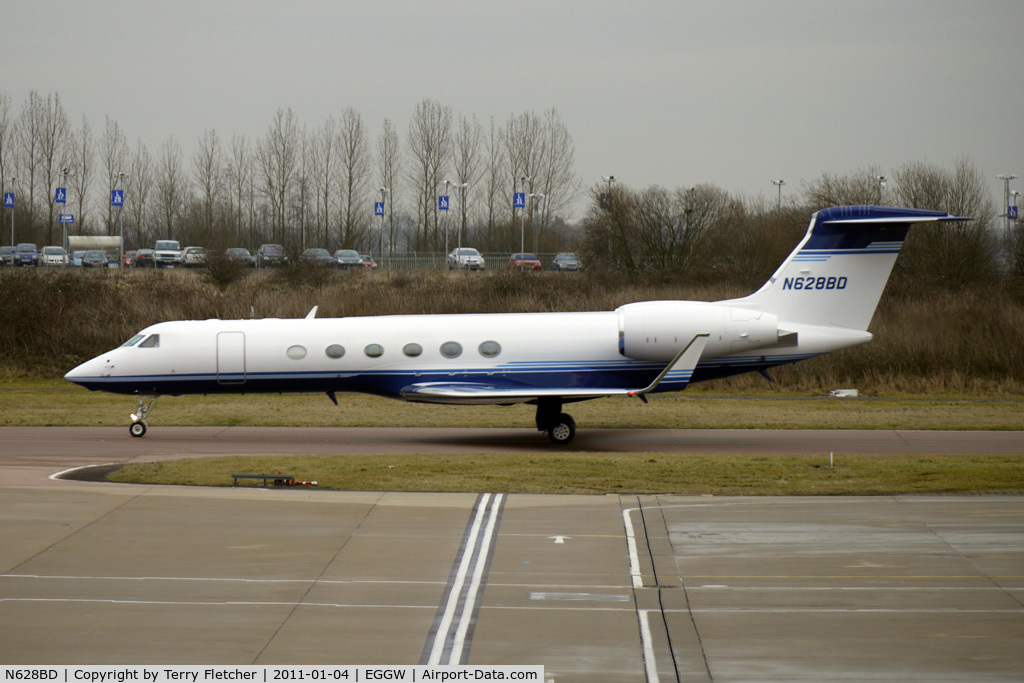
{"left": 447, "top": 247, "right": 485, "bottom": 271}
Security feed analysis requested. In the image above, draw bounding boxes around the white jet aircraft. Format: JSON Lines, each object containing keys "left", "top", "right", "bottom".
{"left": 65, "top": 206, "right": 966, "bottom": 444}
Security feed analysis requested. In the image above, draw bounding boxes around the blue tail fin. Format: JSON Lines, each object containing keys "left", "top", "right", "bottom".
{"left": 724, "top": 206, "right": 969, "bottom": 330}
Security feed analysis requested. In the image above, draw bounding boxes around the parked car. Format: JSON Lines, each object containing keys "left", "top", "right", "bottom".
{"left": 225, "top": 247, "right": 255, "bottom": 267}
{"left": 15, "top": 243, "right": 39, "bottom": 267}
{"left": 81, "top": 250, "right": 108, "bottom": 268}
{"left": 40, "top": 246, "right": 68, "bottom": 267}
{"left": 133, "top": 248, "right": 155, "bottom": 267}
{"left": 334, "top": 249, "right": 364, "bottom": 269}
{"left": 447, "top": 247, "right": 485, "bottom": 271}
{"left": 123, "top": 250, "right": 137, "bottom": 268}
{"left": 182, "top": 246, "right": 207, "bottom": 268}
{"left": 256, "top": 243, "right": 288, "bottom": 267}
{"left": 70, "top": 250, "right": 86, "bottom": 267}
{"left": 154, "top": 239, "right": 183, "bottom": 267}
{"left": 359, "top": 254, "right": 379, "bottom": 269}
{"left": 302, "top": 248, "right": 335, "bottom": 267}
{"left": 509, "top": 252, "right": 542, "bottom": 272}
{"left": 551, "top": 252, "right": 582, "bottom": 272}
{"left": 0, "top": 245, "right": 16, "bottom": 267}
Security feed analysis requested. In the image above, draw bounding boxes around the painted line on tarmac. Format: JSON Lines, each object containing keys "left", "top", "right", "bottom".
{"left": 422, "top": 492, "right": 506, "bottom": 666}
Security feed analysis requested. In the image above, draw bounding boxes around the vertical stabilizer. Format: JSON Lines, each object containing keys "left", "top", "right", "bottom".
{"left": 722, "top": 206, "right": 968, "bottom": 330}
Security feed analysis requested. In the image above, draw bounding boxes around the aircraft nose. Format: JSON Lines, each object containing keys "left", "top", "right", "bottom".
{"left": 64, "top": 355, "right": 109, "bottom": 388}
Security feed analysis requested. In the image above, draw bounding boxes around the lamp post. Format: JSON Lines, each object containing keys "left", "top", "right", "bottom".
{"left": 453, "top": 182, "right": 468, "bottom": 278}
{"left": 6, "top": 176, "right": 14, "bottom": 246}
{"left": 601, "top": 175, "right": 615, "bottom": 209}
{"left": 118, "top": 172, "right": 128, "bottom": 268}
{"left": 876, "top": 176, "right": 886, "bottom": 205}
{"left": 529, "top": 192, "right": 544, "bottom": 254}
{"left": 519, "top": 176, "right": 531, "bottom": 261}
{"left": 378, "top": 186, "right": 389, "bottom": 266}
{"left": 997, "top": 174, "right": 1018, "bottom": 239}
{"left": 771, "top": 179, "right": 785, "bottom": 209}
{"left": 61, "top": 168, "right": 70, "bottom": 251}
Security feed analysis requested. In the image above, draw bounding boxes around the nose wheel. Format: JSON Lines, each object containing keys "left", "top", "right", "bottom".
{"left": 129, "top": 395, "right": 159, "bottom": 437}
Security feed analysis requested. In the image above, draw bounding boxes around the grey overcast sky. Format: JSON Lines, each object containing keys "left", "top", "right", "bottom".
{"left": 3, "top": 0, "right": 1022, "bottom": 219}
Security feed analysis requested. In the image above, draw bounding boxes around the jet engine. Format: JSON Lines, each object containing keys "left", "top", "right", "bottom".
{"left": 616, "top": 301, "right": 780, "bottom": 362}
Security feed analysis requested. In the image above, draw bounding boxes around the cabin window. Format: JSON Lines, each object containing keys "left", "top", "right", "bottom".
{"left": 139, "top": 334, "right": 160, "bottom": 348}
{"left": 403, "top": 343, "right": 423, "bottom": 357}
{"left": 325, "top": 344, "right": 345, "bottom": 359}
{"left": 440, "top": 341, "right": 463, "bottom": 359}
{"left": 120, "top": 334, "right": 145, "bottom": 348}
{"left": 478, "top": 340, "right": 501, "bottom": 358}
{"left": 364, "top": 344, "right": 384, "bottom": 358}
{"left": 286, "top": 345, "right": 307, "bottom": 360}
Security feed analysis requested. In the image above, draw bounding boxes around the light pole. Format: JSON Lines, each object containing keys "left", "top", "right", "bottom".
{"left": 876, "top": 176, "right": 886, "bottom": 205}
{"left": 378, "top": 186, "right": 389, "bottom": 266}
{"left": 6, "top": 176, "right": 14, "bottom": 246}
{"left": 997, "top": 174, "right": 1018, "bottom": 239}
{"left": 771, "top": 179, "right": 785, "bottom": 209}
{"left": 61, "top": 167, "right": 70, "bottom": 252}
{"left": 529, "top": 192, "right": 544, "bottom": 254}
{"left": 118, "top": 172, "right": 128, "bottom": 267}
{"left": 519, "top": 176, "right": 531, "bottom": 261}
{"left": 442, "top": 179, "right": 451, "bottom": 267}
{"left": 601, "top": 175, "right": 615, "bottom": 209}
{"left": 453, "top": 182, "right": 468, "bottom": 278}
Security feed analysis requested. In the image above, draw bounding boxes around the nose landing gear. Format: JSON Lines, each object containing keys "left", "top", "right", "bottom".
{"left": 129, "top": 395, "right": 159, "bottom": 437}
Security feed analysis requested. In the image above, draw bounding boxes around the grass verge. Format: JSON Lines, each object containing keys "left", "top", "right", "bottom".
{"left": 2, "top": 380, "right": 1023, "bottom": 430}
{"left": 107, "top": 453, "right": 1024, "bottom": 495}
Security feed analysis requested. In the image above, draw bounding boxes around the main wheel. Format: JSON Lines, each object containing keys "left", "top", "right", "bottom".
{"left": 547, "top": 413, "right": 576, "bottom": 445}
{"left": 129, "top": 421, "right": 147, "bottom": 438}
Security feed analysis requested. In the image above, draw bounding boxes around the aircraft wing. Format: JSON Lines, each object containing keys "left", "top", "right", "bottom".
{"left": 400, "top": 334, "right": 709, "bottom": 405}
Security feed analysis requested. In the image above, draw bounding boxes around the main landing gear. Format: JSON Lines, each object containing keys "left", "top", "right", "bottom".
{"left": 535, "top": 398, "right": 576, "bottom": 445}
{"left": 129, "top": 395, "right": 159, "bottom": 437}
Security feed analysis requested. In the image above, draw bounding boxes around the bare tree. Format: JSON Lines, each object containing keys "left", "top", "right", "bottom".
{"left": 376, "top": 118, "right": 402, "bottom": 254}
{"left": 226, "top": 133, "right": 255, "bottom": 245}
{"left": 337, "top": 107, "right": 371, "bottom": 248}
{"left": 451, "top": 113, "right": 483, "bottom": 246}
{"left": 126, "top": 139, "right": 153, "bottom": 248}
{"left": 534, "top": 108, "right": 579, "bottom": 239}
{"left": 257, "top": 108, "right": 299, "bottom": 244}
{"left": 68, "top": 116, "right": 94, "bottom": 233}
{"left": 406, "top": 98, "right": 451, "bottom": 250}
{"left": 479, "top": 116, "right": 506, "bottom": 248}
{"left": 0, "top": 92, "right": 13, "bottom": 230}
{"left": 14, "top": 91, "right": 48, "bottom": 240}
{"left": 311, "top": 116, "right": 338, "bottom": 248}
{"left": 293, "top": 125, "right": 312, "bottom": 249}
{"left": 99, "top": 116, "right": 128, "bottom": 236}
{"left": 154, "top": 137, "right": 186, "bottom": 240}
{"left": 36, "top": 92, "right": 70, "bottom": 245}
{"left": 802, "top": 165, "right": 886, "bottom": 208}
{"left": 192, "top": 129, "right": 224, "bottom": 244}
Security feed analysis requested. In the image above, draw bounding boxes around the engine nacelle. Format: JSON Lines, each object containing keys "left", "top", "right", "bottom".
{"left": 616, "top": 301, "right": 779, "bottom": 362}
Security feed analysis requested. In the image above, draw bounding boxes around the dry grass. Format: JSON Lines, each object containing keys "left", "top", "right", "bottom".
{"left": 107, "top": 452, "right": 1024, "bottom": 495}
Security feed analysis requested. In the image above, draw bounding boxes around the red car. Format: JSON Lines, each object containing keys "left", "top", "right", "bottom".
{"left": 509, "top": 253, "right": 541, "bottom": 271}
{"left": 123, "top": 250, "right": 137, "bottom": 267}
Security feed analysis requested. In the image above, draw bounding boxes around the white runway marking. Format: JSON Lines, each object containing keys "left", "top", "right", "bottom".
{"left": 423, "top": 492, "right": 505, "bottom": 666}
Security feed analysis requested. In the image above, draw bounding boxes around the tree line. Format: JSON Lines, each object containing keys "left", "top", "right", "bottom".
{"left": 0, "top": 91, "right": 579, "bottom": 253}
{"left": 580, "top": 158, "right": 1024, "bottom": 289}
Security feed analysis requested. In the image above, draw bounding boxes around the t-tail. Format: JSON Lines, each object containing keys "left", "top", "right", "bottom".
{"left": 724, "top": 206, "right": 969, "bottom": 330}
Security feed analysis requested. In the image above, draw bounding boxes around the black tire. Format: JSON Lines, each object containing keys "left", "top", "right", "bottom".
{"left": 129, "top": 421, "right": 147, "bottom": 438}
{"left": 547, "top": 413, "right": 576, "bottom": 445}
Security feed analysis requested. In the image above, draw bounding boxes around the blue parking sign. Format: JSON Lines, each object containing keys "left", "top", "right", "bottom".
{"left": 374, "top": 201, "right": 384, "bottom": 216}
{"left": 56, "top": 187, "right": 66, "bottom": 204}
{"left": 513, "top": 192, "right": 525, "bottom": 209}
{"left": 438, "top": 195, "right": 449, "bottom": 211}
{"left": 1010, "top": 206, "right": 1018, "bottom": 220}
{"left": 111, "top": 190, "right": 124, "bottom": 207}
{"left": 3, "top": 193, "right": 12, "bottom": 208}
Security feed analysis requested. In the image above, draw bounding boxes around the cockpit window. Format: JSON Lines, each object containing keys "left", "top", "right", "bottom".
{"left": 120, "top": 334, "right": 145, "bottom": 348}
{"left": 138, "top": 334, "right": 160, "bottom": 348}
